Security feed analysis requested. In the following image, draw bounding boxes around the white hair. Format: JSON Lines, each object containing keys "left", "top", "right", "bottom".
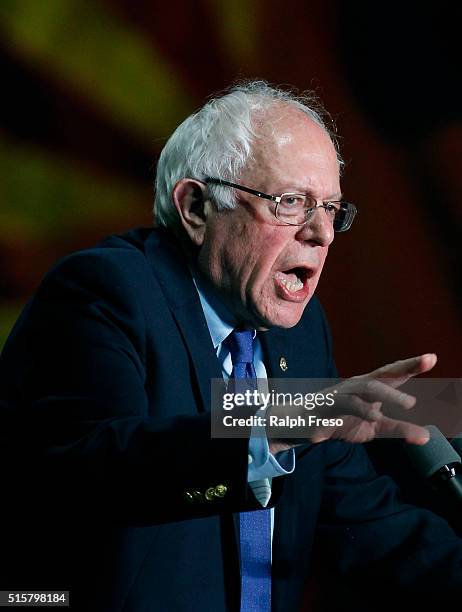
{"left": 154, "top": 80, "right": 343, "bottom": 228}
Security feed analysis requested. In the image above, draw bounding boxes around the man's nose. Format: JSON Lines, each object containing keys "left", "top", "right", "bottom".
{"left": 295, "top": 206, "right": 335, "bottom": 246}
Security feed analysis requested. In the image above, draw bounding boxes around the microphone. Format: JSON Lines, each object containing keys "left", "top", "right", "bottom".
{"left": 404, "top": 425, "right": 462, "bottom": 505}
{"left": 451, "top": 435, "right": 462, "bottom": 460}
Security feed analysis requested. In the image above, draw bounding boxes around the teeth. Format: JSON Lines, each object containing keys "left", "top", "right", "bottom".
{"left": 276, "top": 273, "right": 304, "bottom": 292}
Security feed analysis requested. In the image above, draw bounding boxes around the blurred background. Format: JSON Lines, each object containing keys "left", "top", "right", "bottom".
{"left": 0, "top": 0, "right": 461, "bottom": 376}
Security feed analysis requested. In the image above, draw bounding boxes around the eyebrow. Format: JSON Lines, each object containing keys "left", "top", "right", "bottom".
{"left": 328, "top": 192, "right": 344, "bottom": 200}
{"left": 277, "top": 186, "right": 344, "bottom": 200}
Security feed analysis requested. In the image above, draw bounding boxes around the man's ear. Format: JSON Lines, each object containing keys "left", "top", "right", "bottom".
{"left": 172, "top": 179, "right": 211, "bottom": 247}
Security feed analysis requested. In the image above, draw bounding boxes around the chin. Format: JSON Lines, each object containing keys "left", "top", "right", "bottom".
{"left": 254, "top": 304, "right": 307, "bottom": 330}
{"left": 274, "top": 315, "right": 304, "bottom": 329}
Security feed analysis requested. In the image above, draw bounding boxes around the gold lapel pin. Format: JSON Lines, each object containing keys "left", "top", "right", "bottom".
{"left": 279, "top": 356, "right": 288, "bottom": 372}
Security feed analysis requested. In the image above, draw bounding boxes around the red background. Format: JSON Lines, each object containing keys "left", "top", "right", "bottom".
{"left": 1, "top": 0, "right": 461, "bottom": 377}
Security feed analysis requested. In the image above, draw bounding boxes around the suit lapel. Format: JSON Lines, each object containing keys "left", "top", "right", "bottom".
{"left": 259, "top": 327, "right": 294, "bottom": 379}
{"left": 144, "top": 229, "right": 222, "bottom": 413}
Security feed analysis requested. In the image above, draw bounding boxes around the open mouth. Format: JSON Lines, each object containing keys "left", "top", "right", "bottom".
{"left": 274, "top": 267, "right": 313, "bottom": 299}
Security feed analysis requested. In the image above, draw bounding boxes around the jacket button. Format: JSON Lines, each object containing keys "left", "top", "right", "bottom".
{"left": 214, "top": 484, "right": 228, "bottom": 498}
{"left": 205, "top": 487, "right": 216, "bottom": 501}
{"left": 192, "top": 490, "right": 204, "bottom": 503}
{"left": 184, "top": 490, "right": 194, "bottom": 503}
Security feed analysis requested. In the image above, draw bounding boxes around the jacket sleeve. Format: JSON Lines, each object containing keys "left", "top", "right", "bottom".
{"left": 314, "top": 439, "right": 462, "bottom": 603}
{"left": 0, "top": 249, "right": 262, "bottom": 525}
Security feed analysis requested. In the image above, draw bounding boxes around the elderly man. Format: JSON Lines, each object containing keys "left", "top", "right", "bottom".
{"left": 1, "top": 81, "right": 461, "bottom": 612}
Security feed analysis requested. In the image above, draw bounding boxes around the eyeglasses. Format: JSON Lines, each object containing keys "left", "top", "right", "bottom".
{"left": 204, "top": 177, "right": 357, "bottom": 232}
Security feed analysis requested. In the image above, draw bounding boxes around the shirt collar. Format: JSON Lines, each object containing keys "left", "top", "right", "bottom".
{"left": 191, "top": 267, "right": 237, "bottom": 349}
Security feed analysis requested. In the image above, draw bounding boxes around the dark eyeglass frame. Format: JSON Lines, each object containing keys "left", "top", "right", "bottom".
{"left": 203, "top": 177, "right": 357, "bottom": 233}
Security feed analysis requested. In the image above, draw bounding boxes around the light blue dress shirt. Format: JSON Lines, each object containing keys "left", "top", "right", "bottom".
{"left": 191, "top": 271, "right": 295, "bottom": 486}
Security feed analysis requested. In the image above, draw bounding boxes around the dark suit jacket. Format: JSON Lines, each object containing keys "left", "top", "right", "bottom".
{"left": 1, "top": 227, "right": 462, "bottom": 611}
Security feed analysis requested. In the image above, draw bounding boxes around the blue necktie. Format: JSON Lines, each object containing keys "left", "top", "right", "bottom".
{"left": 228, "top": 329, "right": 272, "bottom": 612}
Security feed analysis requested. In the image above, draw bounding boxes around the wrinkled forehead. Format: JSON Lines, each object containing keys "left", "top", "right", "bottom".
{"left": 242, "top": 105, "right": 340, "bottom": 182}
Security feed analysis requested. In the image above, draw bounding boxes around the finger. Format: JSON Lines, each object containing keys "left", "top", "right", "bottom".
{"left": 376, "top": 416, "right": 430, "bottom": 445}
{"left": 311, "top": 417, "right": 378, "bottom": 444}
{"left": 311, "top": 415, "right": 430, "bottom": 445}
{"left": 358, "top": 378, "right": 417, "bottom": 409}
{"left": 370, "top": 353, "right": 437, "bottom": 383}
{"left": 331, "top": 394, "right": 383, "bottom": 422}
{"left": 334, "top": 418, "right": 378, "bottom": 444}
{"left": 334, "top": 378, "right": 416, "bottom": 411}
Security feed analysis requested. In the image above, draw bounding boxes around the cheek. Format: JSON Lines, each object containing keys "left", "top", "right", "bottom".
{"left": 245, "top": 234, "right": 288, "bottom": 288}
{"left": 225, "top": 223, "right": 280, "bottom": 278}
{"left": 310, "top": 250, "right": 329, "bottom": 289}
{"left": 203, "top": 221, "right": 265, "bottom": 292}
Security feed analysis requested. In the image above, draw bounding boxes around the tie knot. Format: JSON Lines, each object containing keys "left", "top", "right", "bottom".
{"left": 228, "top": 329, "right": 254, "bottom": 365}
